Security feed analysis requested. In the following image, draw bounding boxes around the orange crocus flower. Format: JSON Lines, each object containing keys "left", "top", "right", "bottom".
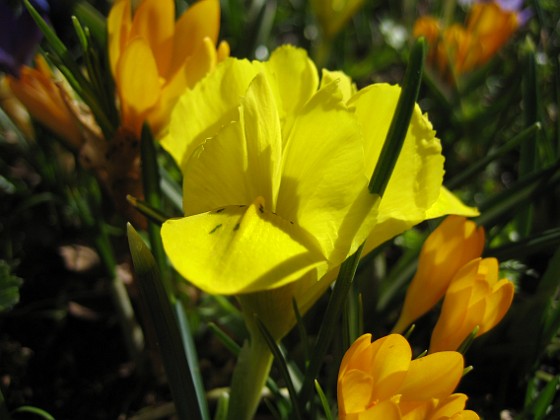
{"left": 430, "top": 257, "right": 515, "bottom": 353}
{"left": 393, "top": 216, "right": 485, "bottom": 334}
{"left": 108, "top": 0, "right": 229, "bottom": 138}
{"left": 338, "top": 333, "right": 477, "bottom": 419}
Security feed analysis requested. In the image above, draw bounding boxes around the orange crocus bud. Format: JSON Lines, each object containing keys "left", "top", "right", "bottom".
{"left": 393, "top": 216, "right": 485, "bottom": 334}
{"left": 7, "top": 55, "right": 84, "bottom": 148}
{"left": 337, "top": 333, "right": 471, "bottom": 419}
{"left": 429, "top": 257, "right": 515, "bottom": 353}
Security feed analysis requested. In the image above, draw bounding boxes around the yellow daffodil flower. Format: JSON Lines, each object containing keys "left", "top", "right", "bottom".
{"left": 338, "top": 333, "right": 477, "bottom": 419}
{"left": 414, "top": 1, "right": 522, "bottom": 81}
{"left": 7, "top": 55, "right": 83, "bottom": 148}
{"left": 161, "top": 45, "right": 477, "bottom": 340}
{"left": 393, "top": 216, "right": 485, "bottom": 334}
{"left": 108, "top": 0, "right": 229, "bottom": 137}
{"left": 430, "top": 257, "right": 515, "bottom": 352}
{"left": 310, "top": 0, "right": 365, "bottom": 39}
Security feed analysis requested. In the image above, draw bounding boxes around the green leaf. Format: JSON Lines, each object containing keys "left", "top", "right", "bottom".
{"left": 0, "top": 261, "right": 22, "bottom": 312}
{"left": 314, "top": 380, "right": 334, "bottom": 420}
{"left": 127, "top": 224, "right": 205, "bottom": 420}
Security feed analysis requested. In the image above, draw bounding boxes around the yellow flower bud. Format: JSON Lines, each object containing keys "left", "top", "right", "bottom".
{"left": 429, "top": 257, "right": 515, "bottom": 352}
{"left": 393, "top": 216, "right": 485, "bottom": 334}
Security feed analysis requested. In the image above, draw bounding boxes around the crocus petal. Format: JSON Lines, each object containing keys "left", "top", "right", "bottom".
{"left": 116, "top": 37, "right": 161, "bottom": 134}
{"left": 184, "top": 37, "right": 218, "bottom": 88}
{"left": 357, "top": 399, "right": 402, "bottom": 420}
{"left": 478, "top": 279, "right": 514, "bottom": 335}
{"left": 161, "top": 197, "right": 325, "bottom": 294}
{"left": 400, "top": 352, "right": 464, "bottom": 401}
{"left": 130, "top": 0, "right": 174, "bottom": 77}
{"left": 107, "top": 0, "right": 132, "bottom": 77}
{"left": 160, "top": 57, "right": 258, "bottom": 167}
{"left": 276, "top": 81, "right": 378, "bottom": 263}
{"left": 369, "top": 334, "right": 411, "bottom": 401}
{"left": 170, "top": 0, "right": 220, "bottom": 74}
{"left": 181, "top": 72, "right": 281, "bottom": 215}
{"left": 339, "top": 334, "right": 375, "bottom": 377}
{"left": 339, "top": 369, "right": 375, "bottom": 414}
{"left": 431, "top": 394, "right": 469, "bottom": 419}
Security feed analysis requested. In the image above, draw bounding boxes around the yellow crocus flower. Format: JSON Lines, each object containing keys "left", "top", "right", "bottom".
{"left": 430, "top": 257, "right": 515, "bottom": 353}
{"left": 161, "top": 45, "right": 477, "bottom": 340}
{"left": 393, "top": 216, "right": 485, "bottom": 334}
{"left": 108, "top": 0, "right": 229, "bottom": 137}
{"left": 338, "top": 333, "right": 477, "bottom": 419}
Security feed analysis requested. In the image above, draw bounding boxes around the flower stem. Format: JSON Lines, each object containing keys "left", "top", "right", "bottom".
{"left": 227, "top": 322, "right": 274, "bottom": 420}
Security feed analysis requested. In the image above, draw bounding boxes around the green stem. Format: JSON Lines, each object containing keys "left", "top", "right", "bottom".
{"left": 226, "top": 329, "right": 274, "bottom": 420}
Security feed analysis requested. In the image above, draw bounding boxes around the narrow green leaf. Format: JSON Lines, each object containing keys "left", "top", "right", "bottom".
{"left": 140, "top": 124, "right": 175, "bottom": 299}
{"left": 487, "top": 228, "right": 560, "bottom": 261}
{"left": 314, "top": 380, "right": 334, "bottom": 420}
{"left": 208, "top": 322, "right": 242, "bottom": 356}
{"left": 126, "top": 195, "right": 169, "bottom": 225}
{"left": 527, "top": 375, "right": 560, "bottom": 420}
{"left": 127, "top": 224, "right": 204, "bottom": 420}
{"left": 255, "top": 318, "right": 303, "bottom": 420}
{"left": 292, "top": 299, "right": 310, "bottom": 366}
{"left": 12, "top": 406, "right": 55, "bottom": 419}
{"left": 73, "top": 1, "right": 107, "bottom": 46}
{"left": 214, "top": 393, "right": 229, "bottom": 420}
{"left": 298, "top": 243, "right": 364, "bottom": 410}
{"left": 369, "top": 37, "right": 425, "bottom": 196}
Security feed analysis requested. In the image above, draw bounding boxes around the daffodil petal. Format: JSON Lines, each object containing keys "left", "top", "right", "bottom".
{"left": 425, "top": 187, "right": 479, "bottom": 219}
{"left": 130, "top": 0, "right": 174, "bottom": 76}
{"left": 261, "top": 45, "right": 319, "bottom": 121}
{"left": 182, "top": 72, "right": 281, "bottom": 215}
{"left": 400, "top": 351, "right": 464, "bottom": 401}
{"left": 160, "top": 57, "right": 257, "bottom": 167}
{"left": 107, "top": 0, "right": 131, "bottom": 77}
{"left": 320, "top": 69, "right": 357, "bottom": 103}
{"left": 116, "top": 37, "right": 161, "bottom": 133}
{"left": 350, "top": 83, "right": 448, "bottom": 254}
{"left": 161, "top": 197, "right": 325, "bottom": 295}
{"left": 277, "top": 81, "right": 378, "bottom": 263}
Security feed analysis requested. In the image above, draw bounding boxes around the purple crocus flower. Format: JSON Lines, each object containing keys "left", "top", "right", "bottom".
{"left": 0, "top": 0, "right": 49, "bottom": 77}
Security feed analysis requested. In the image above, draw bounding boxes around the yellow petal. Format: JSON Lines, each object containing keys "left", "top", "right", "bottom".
{"left": 181, "top": 72, "right": 281, "bottom": 215}
{"left": 357, "top": 399, "right": 401, "bottom": 420}
{"left": 431, "top": 394, "right": 469, "bottom": 419}
{"left": 184, "top": 37, "right": 218, "bottom": 88}
{"left": 350, "top": 84, "right": 446, "bottom": 254}
{"left": 160, "top": 57, "right": 258, "bottom": 167}
{"left": 368, "top": 334, "right": 411, "bottom": 401}
{"left": 171, "top": 0, "right": 220, "bottom": 73}
{"left": 339, "top": 369, "right": 375, "bottom": 414}
{"left": 400, "top": 352, "right": 464, "bottom": 401}
{"left": 261, "top": 45, "right": 319, "bottom": 122}
{"left": 425, "top": 187, "right": 479, "bottom": 219}
{"left": 478, "top": 279, "right": 514, "bottom": 335}
{"left": 276, "top": 81, "right": 378, "bottom": 264}
{"left": 161, "top": 197, "right": 325, "bottom": 294}
{"left": 339, "top": 334, "right": 374, "bottom": 377}
{"left": 320, "top": 69, "right": 357, "bottom": 104}
{"left": 116, "top": 38, "right": 161, "bottom": 135}
{"left": 217, "top": 40, "right": 231, "bottom": 62}
{"left": 130, "top": 0, "right": 174, "bottom": 77}
{"left": 107, "top": 0, "right": 132, "bottom": 78}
